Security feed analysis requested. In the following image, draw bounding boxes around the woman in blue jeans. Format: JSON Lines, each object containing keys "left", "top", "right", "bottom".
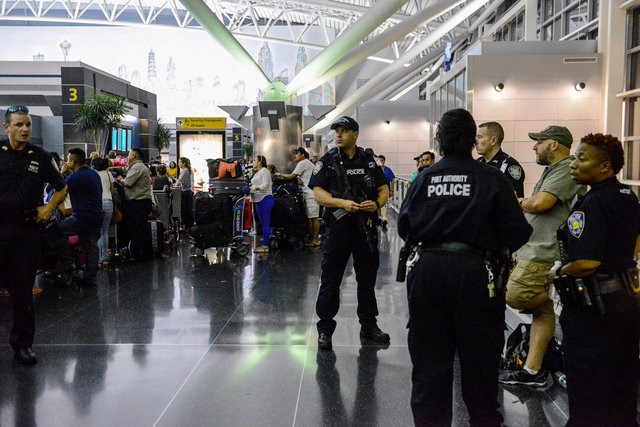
{"left": 92, "top": 157, "right": 114, "bottom": 268}
{"left": 250, "top": 155, "right": 274, "bottom": 253}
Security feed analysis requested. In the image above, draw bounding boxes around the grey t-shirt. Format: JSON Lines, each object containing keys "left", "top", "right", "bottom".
{"left": 517, "top": 156, "right": 586, "bottom": 263}
{"left": 292, "top": 158, "right": 315, "bottom": 194}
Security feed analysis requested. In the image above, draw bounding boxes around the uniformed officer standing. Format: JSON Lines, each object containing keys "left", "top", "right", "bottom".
{"left": 398, "top": 109, "right": 531, "bottom": 426}
{"left": 309, "top": 116, "right": 390, "bottom": 351}
{"left": 476, "top": 121, "right": 525, "bottom": 198}
{"left": 0, "top": 106, "right": 67, "bottom": 365}
{"left": 554, "top": 133, "right": 640, "bottom": 426}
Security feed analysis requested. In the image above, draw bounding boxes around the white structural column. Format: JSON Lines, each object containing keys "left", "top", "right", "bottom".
{"left": 600, "top": 0, "right": 626, "bottom": 135}
{"left": 296, "top": 0, "right": 466, "bottom": 95}
{"left": 523, "top": 0, "right": 537, "bottom": 41}
{"left": 180, "top": 0, "right": 271, "bottom": 88}
{"left": 286, "top": 0, "right": 408, "bottom": 96}
{"left": 309, "top": 0, "right": 489, "bottom": 133}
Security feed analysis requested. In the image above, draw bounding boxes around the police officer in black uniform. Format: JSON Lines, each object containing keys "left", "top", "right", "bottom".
{"left": 476, "top": 121, "right": 525, "bottom": 198}
{"left": 0, "top": 106, "right": 67, "bottom": 365}
{"left": 398, "top": 109, "right": 531, "bottom": 426}
{"left": 553, "top": 133, "right": 640, "bottom": 426}
{"left": 309, "top": 116, "right": 390, "bottom": 351}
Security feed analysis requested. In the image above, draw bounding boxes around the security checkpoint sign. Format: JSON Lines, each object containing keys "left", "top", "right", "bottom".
{"left": 176, "top": 117, "right": 226, "bottom": 130}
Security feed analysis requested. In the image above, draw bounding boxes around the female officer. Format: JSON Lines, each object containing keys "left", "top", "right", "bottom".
{"left": 555, "top": 133, "right": 640, "bottom": 426}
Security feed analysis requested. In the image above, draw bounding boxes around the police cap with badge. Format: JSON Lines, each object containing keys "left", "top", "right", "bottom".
{"left": 330, "top": 116, "right": 359, "bottom": 132}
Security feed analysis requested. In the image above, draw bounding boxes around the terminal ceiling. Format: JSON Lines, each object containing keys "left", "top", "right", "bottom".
{"left": 0, "top": 0, "right": 500, "bottom": 130}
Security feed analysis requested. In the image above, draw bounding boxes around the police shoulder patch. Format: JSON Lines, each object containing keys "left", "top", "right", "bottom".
{"left": 508, "top": 165, "right": 522, "bottom": 180}
{"left": 567, "top": 211, "right": 585, "bottom": 238}
{"left": 313, "top": 161, "right": 323, "bottom": 175}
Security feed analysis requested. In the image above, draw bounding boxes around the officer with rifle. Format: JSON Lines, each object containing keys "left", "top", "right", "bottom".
{"left": 397, "top": 109, "right": 531, "bottom": 426}
{"left": 309, "top": 116, "right": 390, "bottom": 351}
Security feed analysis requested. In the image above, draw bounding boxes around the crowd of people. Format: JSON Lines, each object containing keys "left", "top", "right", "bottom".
{"left": 1, "top": 105, "right": 639, "bottom": 427}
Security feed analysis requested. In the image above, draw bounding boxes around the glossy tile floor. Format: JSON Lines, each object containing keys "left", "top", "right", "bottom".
{"left": 0, "top": 216, "right": 571, "bottom": 427}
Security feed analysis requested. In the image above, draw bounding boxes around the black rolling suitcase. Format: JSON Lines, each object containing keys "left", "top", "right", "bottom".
{"left": 193, "top": 191, "right": 235, "bottom": 225}
{"left": 191, "top": 192, "right": 237, "bottom": 250}
{"left": 271, "top": 192, "right": 307, "bottom": 238}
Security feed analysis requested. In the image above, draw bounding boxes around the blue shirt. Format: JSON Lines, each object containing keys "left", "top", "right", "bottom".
{"left": 66, "top": 166, "right": 104, "bottom": 226}
{"left": 383, "top": 166, "right": 395, "bottom": 189}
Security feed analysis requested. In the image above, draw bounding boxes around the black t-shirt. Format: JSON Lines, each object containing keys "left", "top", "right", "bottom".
{"left": 309, "top": 147, "right": 387, "bottom": 220}
{"left": 398, "top": 155, "right": 531, "bottom": 252}
{"left": 559, "top": 177, "right": 640, "bottom": 272}
{"left": 477, "top": 149, "right": 525, "bottom": 198}
{"left": 0, "top": 140, "right": 65, "bottom": 215}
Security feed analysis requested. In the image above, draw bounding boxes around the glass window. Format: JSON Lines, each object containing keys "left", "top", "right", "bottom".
{"left": 440, "top": 87, "right": 447, "bottom": 115}
{"left": 434, "top": 89, "right": 441, "bottom": 120}
{"left": 544, "top": 0, "right": 554, "bottom": 21}
{"left": 447, "top": 79, "right": 455, "bottom": 110}
{"left": 544, "top": 24, "right": 553, "bottom": 40}
{"left": 566, "top": 1, "right": 589, "bottom": 34}
{"left": 624, "top": 138, "right": 639, "bottom": 181}
{"left": 627, "top": 98, "right": 640, "bottom": 137}
{"left": 632, "top": 8, "right": 640, "bottom": 49}
{"left": 629, "top": 52, "right": 640, "bottom": 91}
{"left": 456, "top": 73, "right": 465, "bottom": 108}
{"left": 516, "top": 12, "right": 524, "bottom": 40}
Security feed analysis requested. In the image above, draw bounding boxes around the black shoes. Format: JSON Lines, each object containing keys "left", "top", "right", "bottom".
{"left": 360, "top": 326, "right": 390, "bottom": 344}
{"left": 14, "top": 348, "right": 37, "bottom": 366}
{"left": 499, "top": 369, "right": 553, "bottom": 390}
{"left": 318, "top": 332, "right": 332, "bottom": 350}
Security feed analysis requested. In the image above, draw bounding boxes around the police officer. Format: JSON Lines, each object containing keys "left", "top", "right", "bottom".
{"left": 554, "top": 133, "right": 640, "bottom": 426}
{"left": 398, "top": 109, "right": 531, "bottom": 426}
{"left": 309, "top": 116, "right": 390, "bottom": 351}
{"left": 0, "top": 106, "right": 67, "bottom": 365}
{"left": 476, "top": 121, "right": 525, "bottom": 198}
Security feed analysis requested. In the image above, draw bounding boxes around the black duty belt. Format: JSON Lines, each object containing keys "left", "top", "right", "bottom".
{"left": 421, "top": 241, "right": 487, "bottom": 259}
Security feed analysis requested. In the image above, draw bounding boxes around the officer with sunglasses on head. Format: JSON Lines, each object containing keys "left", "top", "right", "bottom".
{"left": 0, "top": 106, "right": 67, "bottom": 366}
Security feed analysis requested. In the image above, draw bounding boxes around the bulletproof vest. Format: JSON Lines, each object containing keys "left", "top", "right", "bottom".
{"left": 326, "top": 147, "right": 378, "bottom": 201}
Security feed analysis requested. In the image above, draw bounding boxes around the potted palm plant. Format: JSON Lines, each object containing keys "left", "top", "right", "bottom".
{"left": 73, "top": 91, "right": 127, "bottom": 155}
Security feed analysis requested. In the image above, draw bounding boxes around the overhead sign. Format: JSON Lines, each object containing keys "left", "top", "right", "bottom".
{"left": 176, "top": 117, "right": 227, "bottom": 130}
{"left": 124, "top": 101, "right": 139, "bottom": 117}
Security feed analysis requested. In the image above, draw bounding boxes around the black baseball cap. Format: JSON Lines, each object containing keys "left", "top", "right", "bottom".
{"left": 290, "top": 147, "right": 308, "bottom": 156}
{"left": 330, "top": 116, "right": 359, "bottom": 132}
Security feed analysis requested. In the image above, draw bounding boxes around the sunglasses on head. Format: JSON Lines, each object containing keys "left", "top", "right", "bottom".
{"left": 5, "top": 106, "right": 29, "bottom": 116}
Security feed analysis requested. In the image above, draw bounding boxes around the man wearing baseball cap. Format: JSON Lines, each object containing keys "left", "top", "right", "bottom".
{"left": 308, "top": 115, "right": 390, "bottom": 350}
{"left": 500, "top": 125, "right": 586, "bottom": 389}
{"left": 277, "top": 146, "right": 321, "bottom": 246}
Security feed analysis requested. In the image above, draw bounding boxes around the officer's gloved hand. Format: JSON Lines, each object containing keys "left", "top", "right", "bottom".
{"left": 242, "top": 186, "right": 251, "bottom": 195}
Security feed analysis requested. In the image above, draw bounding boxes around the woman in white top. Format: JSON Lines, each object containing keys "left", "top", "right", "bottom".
{"left": 250, "top": 155, "right": 274, "bottom": 253}
{"left": 91, "top": 157, "right": 113, "bottom": 268}
{"left": 178, "top": 157, "right": 195, "bottom": 229}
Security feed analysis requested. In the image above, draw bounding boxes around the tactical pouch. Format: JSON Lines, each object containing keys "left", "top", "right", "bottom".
{"left": 553, "top": 275, "right": 577, "bottom": 306}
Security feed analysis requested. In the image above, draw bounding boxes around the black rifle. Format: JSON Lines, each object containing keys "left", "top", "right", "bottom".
{"left": 330, "top": 151, "right": 378, "bottom": 253}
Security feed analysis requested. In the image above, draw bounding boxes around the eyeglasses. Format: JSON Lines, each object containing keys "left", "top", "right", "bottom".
{"left": 5, "top": 106, "right": 29, "bottom": 116}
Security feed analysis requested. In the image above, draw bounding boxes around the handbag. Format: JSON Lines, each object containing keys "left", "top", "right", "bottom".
{"left": 110, "top": 176, "right": 124, "bottom": 224}
{"left": 148, "top": 193, "right": 161, "bottom": 220}
{"left": 110, "top": 206, "right": 123, "bottom": 225}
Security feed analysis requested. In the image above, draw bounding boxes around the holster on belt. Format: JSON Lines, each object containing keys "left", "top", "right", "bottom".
{"left": 554, "top": 270, "right": 639, "bottom": 315}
